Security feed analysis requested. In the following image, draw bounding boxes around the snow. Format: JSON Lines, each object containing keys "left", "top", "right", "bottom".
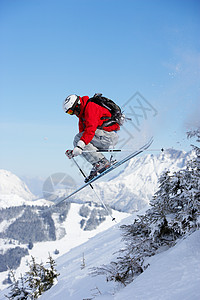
{"left": 37, "top": 215, "right": 132, "bottom": 300}
{"left": 0, "top": 194, "right": 51, "bottom": 208}
{"left": 16, "top": 221, "right": 199, "bottom": 300}
{"left": 72, "top": 149, "right": 192, "bottom": 212}
{"left": 0, "top": 149, "right": 199, "bottom": 299}
{"left": 0, "top": 169, "right": 52, "bottom": 208}
{"left": 0, "top": 203, "right": 129, "bottom": 291}
{"left": 111, "top": 230, "right": 200, "bottom": 300}
{"left": 1, "top": 219, "right": 200, "bottom": 299}
{"left": 0, "top": 149, "right": 192, "bottom": 212}
{"left": 0, "top": 170, "right": 35, "bottom": 201}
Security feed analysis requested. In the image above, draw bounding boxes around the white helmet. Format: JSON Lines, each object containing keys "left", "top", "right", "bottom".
{"left": 63, "top": 94, "right": 80, "bottom": 114}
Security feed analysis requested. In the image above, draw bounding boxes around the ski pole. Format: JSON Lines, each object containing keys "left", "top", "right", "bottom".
{"left": 82, "top": 148, "right": 164, "bottom": 153}
{"left": 72, "top": 157, "right": 116, "bottom": 222}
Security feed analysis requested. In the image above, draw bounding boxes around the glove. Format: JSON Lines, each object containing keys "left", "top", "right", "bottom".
{"left": 72, "top": 140, "right": 85, "bottom": 157}
{"left": 65, "top": 150, "right": 74, "bottom": 159}
{"left": 65, "top": 140, "right": 85, "bottom": 159}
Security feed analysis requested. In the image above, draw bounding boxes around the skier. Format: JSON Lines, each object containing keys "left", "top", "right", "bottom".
{"left": 63, "top": 94, "right": 121, "bottom": 182}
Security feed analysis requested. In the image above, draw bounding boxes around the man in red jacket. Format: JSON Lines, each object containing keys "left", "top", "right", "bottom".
{"left": 63, "top": 94, "right": 120, "bottom": 182}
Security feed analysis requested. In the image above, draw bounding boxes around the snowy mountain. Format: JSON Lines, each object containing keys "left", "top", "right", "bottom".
{"left": 0, "top": 170, "right": 129, "bottom": 289}
{"left": 0, "top": 149, "right": 191, "bottom": 212}
{"left": 40, "top": 228, "right": 200, "bottom": 300}
{"left": 0, "top": 170, "right": 50, "bottom": 208}
{"left": 0, "top": 147, "right": 199, "bottom": 299}
{"left": 73, "top": 149, "right": 192, "bottom": 212}
{"left": 0, "top": 203, "right": 129, "bottom": 291}
{"left": 1, "top": 213, "right": 197, "bottom": 300}
{"left": 0, "top": 170, "right": 35, "bottom": 201}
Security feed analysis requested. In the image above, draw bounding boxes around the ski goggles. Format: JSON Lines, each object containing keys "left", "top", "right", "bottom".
{"left": 66, "top": 109, "right": 74, "bottom": 115}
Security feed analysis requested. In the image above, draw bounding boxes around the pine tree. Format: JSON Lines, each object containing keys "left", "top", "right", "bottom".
{"left": 25, "top": 256, "right": 44, "bottom": 298}
{"left": 91, "top": 128, "right": 200, "bottom": 286}
{"left": 42, "top": 254, "right": 60, "bottom": 291}
{"left": 81, "top": 252, "right": 86, "bottom": 270}
{"left": 5, "top": 270, "right": 21, "bottom": 300}
{"left": 28, "top": 241, "right": 33, "bottom": 250}
{"left": 25, "top": 254, "right": 59, "bottom": 298}
{"left": 5, "top": 270, "right": 29, "bottom": 300}
{"left": 6, "top": 255, "right": 60, "bottom": 299}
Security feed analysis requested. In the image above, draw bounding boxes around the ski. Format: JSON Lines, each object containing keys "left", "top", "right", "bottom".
{"left": 53, "top": 137, "right": 153, "bottom": 208}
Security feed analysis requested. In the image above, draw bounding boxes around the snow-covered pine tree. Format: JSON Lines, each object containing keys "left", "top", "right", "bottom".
{"left": 6, "top": 255, "right": 60, "bottom": 299}
{"left": 5, "top": 270, "right": 21, "bottom": 300}
{"left": 25, "top": 256, "right": 44, "bottom": 298}
{"left": 5, "top": 270, "right": 29, "bottom": 300}
{"left": 178, "top": 128, "right": 200, "bottom": 232}
{"left": 152, "top": 127, "right": 200, "bottom": 236}
{"left": 25, "top": 255, "right": 59, "bottom": 298}
{"left": 91, "top": 128, "right": 200, "bottom": 286}
{"left": 42, "top": 254, "right": 60, "bottom": 291}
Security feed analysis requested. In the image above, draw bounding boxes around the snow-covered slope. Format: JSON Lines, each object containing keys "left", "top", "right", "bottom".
{"left": 0, "top": 149, "right": 198, "bottom": 299}
{"left": 11, "top": 216, "right": 197, "bottom": 300}
{"left": 74, "top": 149, "right": 192, "bottom": 212}
{"left": 0, "top": 203, "right": 129, "bottom": 291}
{"left": 112, "top": 230, "right": 200, "bottom": 300}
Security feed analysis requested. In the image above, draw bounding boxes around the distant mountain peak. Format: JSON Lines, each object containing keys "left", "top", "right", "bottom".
{"left": 0, "top": 169, "right": 35, "bottom": 202}
{"left": 72, "top": 149, "right": 193, "bottom": 213}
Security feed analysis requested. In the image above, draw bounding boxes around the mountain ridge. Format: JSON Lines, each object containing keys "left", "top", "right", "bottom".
{"left": 72, "top": 148, "right": 192, "bottom": 212}
{"left": 0, "top": 170, "right": 35, "bottom": 201}
{"left": 0, "top": 148, "right": 193, "bottom": 212}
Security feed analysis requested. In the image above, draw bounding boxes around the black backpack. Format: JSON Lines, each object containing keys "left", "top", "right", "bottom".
{"left": 85, "top": 93, "right": 125, "bottom": 128}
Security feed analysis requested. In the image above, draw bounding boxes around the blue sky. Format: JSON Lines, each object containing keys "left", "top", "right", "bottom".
{"left": 0, "top": 0, "right": 200, "bottom": 179}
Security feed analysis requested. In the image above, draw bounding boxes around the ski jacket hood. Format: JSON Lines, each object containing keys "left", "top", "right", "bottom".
{"left": 77, "top": 96, "right": 120, "bottom": 145}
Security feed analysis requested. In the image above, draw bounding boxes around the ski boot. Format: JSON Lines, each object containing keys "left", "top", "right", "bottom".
{"left": 85, "top": 158, "right": 111, "bottom": 183}
{"left": 84, "top": 156, "right": 117, "bottom": 183}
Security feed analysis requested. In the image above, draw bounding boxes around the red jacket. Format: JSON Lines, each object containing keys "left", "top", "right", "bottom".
{"left": 78, "top": 96, "right": 120, "bottom": 145}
